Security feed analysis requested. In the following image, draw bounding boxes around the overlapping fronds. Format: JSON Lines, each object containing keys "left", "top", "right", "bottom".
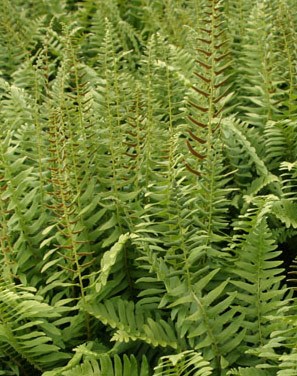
{"left": 43, "top": 347, "right": 150, "bottom": 376}
{"left": 185, "top": 0, "right": 234, "bottom": 259}
{"left": 0, "top": 282, "right": 69, "bottom": 374}
{"left": 83, "top": 296, "right": 178, "bottom": 349}
{"left": 228, "top": 2, "right": 282, "bottom": 128}
{"left": 0, "top": 0, "right": 296, "bottom": 375}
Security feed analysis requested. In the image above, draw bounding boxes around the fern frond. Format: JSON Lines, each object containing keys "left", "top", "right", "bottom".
{"left": 43, "top": 350, "right": 149, "bottom": 376}
{"left": 186, "top": 0, "right": 232, "bottom": 168}
{"left": 263, "top": 120, "right": 297, "bottom": 171}
{"left": 252, "top": 298, "right": 297, "bottom": 374}
{"left": 85, "top": 232, "right": 140, "bottom": 302}
{"left": 273, "top": 0, "right": 297, "bottom": 118}
{"left": 36, "top": 25, "right": 108, "bottom": 304}
{"left": 279, "top": 161, "right": 297, "bottom": 200}
{"left": 234, "top": 1, "right": 283, "bottom": 128}
{"left": 83, "top": 2, "right": 142, "bottom": 68}
{"left": 83, "top": 296, "right": 178, "bottom": 349}
{"left": 165, "top": 269, "right": 245, "bottom": 370}
{"left": 277, "top": 350, "right": 297, "bottom": 376}
{"left": 183, "top": 0, "right": 235, "bottom": 261}
{"left": 153, "top": 350, "right": 213, "bottom": 376}
{"left": 0, "top": 0, "right": 42, "bottom": 79}
{"left": 227, "top": 367, "right": 272, "bottom": 376}
{"left": 0, "top": 95, "right": 49, "bottom": 285}
{"left": 231, "top": 214, "right": 288, "bottom": 362}
{"left": 0, "top": 282, "right": 69, "bottom": 374}
{"left": 60, "top": 359, "right": 101, "bottom": 376}
{"left": 221, "top": 116, "right": 281, "bottom": 201}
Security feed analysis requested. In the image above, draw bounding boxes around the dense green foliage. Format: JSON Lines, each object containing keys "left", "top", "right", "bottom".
{"left": 0, "top": 0, "right": 297, "bottom": 374}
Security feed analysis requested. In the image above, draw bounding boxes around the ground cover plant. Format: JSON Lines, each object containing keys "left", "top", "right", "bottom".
{"left": 0, "top": 0, "right": 297, "bottom": 374}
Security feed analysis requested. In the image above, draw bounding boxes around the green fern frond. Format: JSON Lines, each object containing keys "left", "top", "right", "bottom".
{"left": 43, "top": 350, "right": 149, "bottom": 376}
{"left": 0, "top": 0, "right": 42, "bottom": 79}
{"left": 83, "top": 2, "right": 142, "bottom": 68}
{"left": 273, "top": 0, "right": 297, "bottom": 118}
{"left": 231, "top": 216, "right": 287, "bottom": 354}
{"left": 0, "top": 282, "right": 69, "bottom": 374}
{"left": 60, "top": 359, "right": 101, "bottom": 376}
{"left": 153, "top": 350, "right": 213, "bottom": 376}
{"left": 277, "top": 350, "right": 297, "bottom": 375}
{"left": 87, "top": 232, "right": 139, "bottom": 302}
{"left": 270, "top": 200, "right": 297, "bottom": 229}
{"left": 225, "top": 0, "right": 256, "bottom": 43}
{"left": 183, "top": 0, "right": 235, "bottom": 260}
{"left": 253, "top": 299, "right": 297, "bottom": 374}
{"left": 263, "top": 120, "right": 297, "bottom": 171}
{"left": 227, "top": 367, "right": 272, "bottom": 376}
{"left": 164, "top": 268, "right": 245, "bottom": 370}
{"left": 221, "top": 116, "right": 281, "bottom": 200}
{"left": 94, "top": 233, "right": 131, "bottom": 294}
{"left": 279, "top": 161, "right": 297, "bottom": 200}
{"left": 234, "top": 1, "right": 283, "bottom": 128}
{"left": 83, "top": 296, "right": 178, "bottom": 349}
{"left": 0, "top": 112, "right": 48, "bottom": 285}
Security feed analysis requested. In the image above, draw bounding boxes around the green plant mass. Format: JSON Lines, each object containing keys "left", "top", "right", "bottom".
{"left": 1, "top": 0, "right": 297, "bottom": 374}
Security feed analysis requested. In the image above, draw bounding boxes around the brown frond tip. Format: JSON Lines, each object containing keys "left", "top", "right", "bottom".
{"left": 215, "top": 64, "right": 231, "bottom": 76}
{"left": 214, "top": 30, "right": 225, "bottom": 38}
{"left": 187, "top": 140, "right": 205, "bottom": 160}
{"left": 194, "top": 71, "right": 211, "bottom": 83}
{"left": 213, "top": 88, "right": 230, "bottom": 104}
{"left": 123, "top": 142, "right": 137, "bottom": 147}
{"left": 197, "top": 38, "right": 211, "bottom": 45}
{"left": 214, "top": 52, "right": 230, "bottom": 62}
{"left": 196, "top": 59, "right": 211, "bottom": 70}
{"left": 185, "top": 161, "right": 201, "bottom": 176}
{"left": 188, "top": 130, "right": 206, "bottom": 144}
{"left": 214, "top": 77, "right": 230, "bottom": 88}
{"left": 189, "top": 102, "right": 208, "bottom": 113}
{"left": 192, "top": 86, "right": 210, "bottom": 98}
{"left": 215, "top": 41, "right": 228, "bottom": 49}
{"left": 188, "top": 115, "right": 207, "bottom": 128}
{"left": 214, "top": 21, "right": 225, "bottom": 29}
{"left": 200, "top": 28, "right": 211, "bottom": 34}
{"left": 125, "top": 152, "right": 138, "bottom": 158}
{"left": 196, "top": 48, "right": 212, "bottom": 57}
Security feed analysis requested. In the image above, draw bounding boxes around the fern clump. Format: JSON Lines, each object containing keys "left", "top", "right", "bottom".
{"left": 0, "top": 0, "right": 296, "bottom": 375}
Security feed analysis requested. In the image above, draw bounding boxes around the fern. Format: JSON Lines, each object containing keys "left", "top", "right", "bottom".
{"left": 227, "top": 368, "right": 271, "bottom": 376}
{"left": 273, "top": 0, "right": 297, "bottom": 118}
{"left": 0, "top": 0, "right": 297, "bottom": 375}
{"left": 0, "top": 0, "right": 42, "bottom": 79}
{"left": 231, "top": 217, "right": 287, "bottom": 349}
{"left": 234, "top": 1, "right": 282, "bottom": 128}
{"left": 43, "top": 349, "right": 149, "bottom": 376}
{"left": 83, "top": 296, "right": 178, "bottom": 349}
{"left": 153, "top": 350, "right": 213, "bottom": 376}
{"left": 0, "top": 282, "right": 69, "bottom": 374}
